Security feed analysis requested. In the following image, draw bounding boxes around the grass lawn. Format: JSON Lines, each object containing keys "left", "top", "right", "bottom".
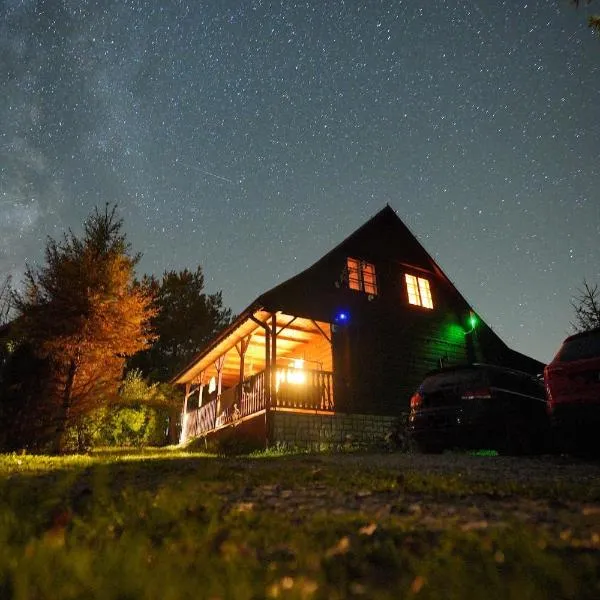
{"left": 1, "top": 448, "right": 600, "bottom": 599}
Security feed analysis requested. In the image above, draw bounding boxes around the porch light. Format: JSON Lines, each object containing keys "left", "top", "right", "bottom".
{"left": 276, "top": 359, "right": 306, "bottom": 389}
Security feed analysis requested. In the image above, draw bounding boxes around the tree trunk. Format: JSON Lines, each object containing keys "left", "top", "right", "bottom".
{"left": 166, "top": 406, "right": 180, "bottom": 445}
{"left": 54, "top": 358, "right": 78, "bottom": 454}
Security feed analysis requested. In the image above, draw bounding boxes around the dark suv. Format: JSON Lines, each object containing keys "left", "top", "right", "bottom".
{"left": 544, "top": 328, "right": 600, "bottom": 453}
{"left": 408, "top": 364, "right": 549, "bottom": 454}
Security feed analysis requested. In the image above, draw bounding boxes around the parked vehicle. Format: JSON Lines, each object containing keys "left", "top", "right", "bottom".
{"left": 544, "top": 328, "right": 600, "bottom": 454}
{"left": 408, "top": 364, "right": 549, "bottom": 454}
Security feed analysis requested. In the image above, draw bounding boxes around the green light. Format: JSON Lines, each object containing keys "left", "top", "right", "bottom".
{"left": 469, "top": 313, "right": 478, "bottom": 330}
{"left": 443, "top": 323, "right": 467, "bottom": 342}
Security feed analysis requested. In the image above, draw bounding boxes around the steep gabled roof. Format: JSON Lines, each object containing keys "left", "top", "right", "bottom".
{"left": 172, "top": 206, "right": 460, "bottom": 383}
{"left": 255, "top": 204, "right": 463, "bottom": 313}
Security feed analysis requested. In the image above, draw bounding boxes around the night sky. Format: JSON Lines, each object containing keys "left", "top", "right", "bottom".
{"left": 1, "top": 1, "right": 599, "bottom": 363}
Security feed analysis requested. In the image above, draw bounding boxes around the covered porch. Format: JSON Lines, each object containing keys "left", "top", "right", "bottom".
{"left": 174, "top": 309, "right": 334, "bottom": 444}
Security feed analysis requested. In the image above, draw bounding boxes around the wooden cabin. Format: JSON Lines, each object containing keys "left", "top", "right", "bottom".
{"left": 173, "top": 206, "right": 543, "bottom": 449}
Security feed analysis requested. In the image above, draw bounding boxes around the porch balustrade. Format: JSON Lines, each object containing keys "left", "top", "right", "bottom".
{"left": 180, "top": 368, "right": 334, "bottom": 442}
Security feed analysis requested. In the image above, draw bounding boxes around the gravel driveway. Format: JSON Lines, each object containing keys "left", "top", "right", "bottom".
{"left": 228, "top": 453, "right": 600, "bottom": 543}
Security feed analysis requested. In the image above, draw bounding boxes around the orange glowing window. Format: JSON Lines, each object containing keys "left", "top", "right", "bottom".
{"left": 347, "top": 258, "right": 377, "bottom": 295}
{"left": 405, "top": 274, "right": 433, "bottom": 309}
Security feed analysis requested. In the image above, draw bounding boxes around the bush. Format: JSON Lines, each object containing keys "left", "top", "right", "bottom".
{"left": 72, "top": 405, "right": 170, "bottom": 450}
{"left": 384, "top": 413, "right": 414, "bottom": 453}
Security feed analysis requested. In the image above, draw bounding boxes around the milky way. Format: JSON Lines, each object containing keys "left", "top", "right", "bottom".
{"left": 1, "top": 0, "right": 599, "bottom": 362}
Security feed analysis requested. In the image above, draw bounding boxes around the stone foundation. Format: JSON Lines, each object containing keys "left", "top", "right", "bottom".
{"left": 270, "top": 411, "right": 398, "bottom": 449}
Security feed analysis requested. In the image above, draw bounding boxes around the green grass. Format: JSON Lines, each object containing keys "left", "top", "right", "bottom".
{"left": 1, "top": 449, "right": 599, "bottom": 599}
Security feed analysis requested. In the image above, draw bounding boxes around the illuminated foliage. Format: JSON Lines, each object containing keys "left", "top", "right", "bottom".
{"left": 13, "top": 205, "right": 156, "bottom": 453}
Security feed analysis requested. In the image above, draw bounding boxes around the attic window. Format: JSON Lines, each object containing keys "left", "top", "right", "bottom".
{"left": 347, "top": 258, "right": 377, "bottom": 295}
{"left": 405, "top": 274, "right": 433, "bottom": 309}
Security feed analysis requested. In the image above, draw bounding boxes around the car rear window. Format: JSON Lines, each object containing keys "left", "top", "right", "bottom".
{"left": 420, "top": 368, "right": 488, "bottom": 393}
{"left": 557, "top": 331, "right": 600, "bottom": 362}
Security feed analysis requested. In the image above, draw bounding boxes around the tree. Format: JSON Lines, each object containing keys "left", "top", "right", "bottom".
{"left": 130, "top": 266, "right": 232, "bottom": 382}
{"left": 572, "top": 0, "right": 600, "bottom": 34}
{"left": 13, "top": 205, "right": 156, "bottom": 452}
{"left": 0, "top": 275, "right": 12, "bottom": 327}
{"left": 571, "top": 280, "right": 600, "bottom": 332}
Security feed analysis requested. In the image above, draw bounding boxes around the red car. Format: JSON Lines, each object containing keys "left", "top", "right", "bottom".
{"left": 544, "top": 328, "right": 600, "bottom": 454}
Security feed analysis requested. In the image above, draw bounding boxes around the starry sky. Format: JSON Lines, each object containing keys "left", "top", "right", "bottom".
{"left": 1, "top": 0, "right": 599, "bottom": 363}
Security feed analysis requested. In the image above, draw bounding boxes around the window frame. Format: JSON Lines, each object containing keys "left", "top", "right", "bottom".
{"left": 405, "top": 274, "right": 433, "bottom": 309}
{"left": 346, "top": 257, "right": 378, "bottom": 296}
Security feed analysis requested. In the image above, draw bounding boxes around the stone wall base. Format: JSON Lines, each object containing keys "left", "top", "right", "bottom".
{"left": 270, "top": 411, "right": 398, "bottom": 450}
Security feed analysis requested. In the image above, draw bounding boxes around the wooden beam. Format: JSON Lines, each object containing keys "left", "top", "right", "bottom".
{"left": 276, "top": 316, "right": 298, "bottom": 336}
{"left": 311, "top": 320, "right": 332, "bottom": 344}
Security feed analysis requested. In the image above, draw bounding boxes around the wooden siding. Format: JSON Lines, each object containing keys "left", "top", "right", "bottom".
{"left": 332, "top": 275, "right": 472, "bottom": 415}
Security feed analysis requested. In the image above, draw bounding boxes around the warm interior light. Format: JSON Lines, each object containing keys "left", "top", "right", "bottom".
{"left": 361, "top": 262, "right": 377, "bottom": 295}
{"left": 276, "top": 359, "right": 306, "bottom": 389}
{"left": 418, "top": 277, "right": 433, "bottom": 309}
{"left": 406, "top": 274, "right": 420, "bottom": 305}
{"left": 405, "top": 274, "right": 433, "bottom": 309}
{"left": 346, "top": 257, "right": 377, "bottom": 295}
{"left": 347, "top": 258, "right": 361, "bottom": 291}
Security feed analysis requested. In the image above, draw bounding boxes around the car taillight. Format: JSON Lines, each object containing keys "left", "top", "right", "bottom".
{"left": 410, "top": 392, "right": 423, "bottom": 409}
{"left": 545, "top": 383, "right": 555, "bottom": 414}
{"left": 461, "top": 388, "right": 492, "bottom": 400}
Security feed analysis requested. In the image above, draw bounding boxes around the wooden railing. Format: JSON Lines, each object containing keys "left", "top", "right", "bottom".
{"left": 181, "top": 398, "right": 216, "bottom": 442}
{"left": 275, "top": 368, "right": 334, "bottom": 411}
{"left": 217, "top": 371, "right": 267, "bottom": 427}
{"left": 180, "top": 368, "right": 334, "bottom": 443}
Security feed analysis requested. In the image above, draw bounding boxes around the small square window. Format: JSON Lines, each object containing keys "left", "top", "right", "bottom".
{"left": 405, "top": 274, "right": 433, "bottom": 309}
{"left": 347, "top": 258, "right": 377, "bottom": 295}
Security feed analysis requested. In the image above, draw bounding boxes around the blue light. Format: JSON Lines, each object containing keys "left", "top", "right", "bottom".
{"left": 335, "top": 310, "right": 349, "bottom": 323}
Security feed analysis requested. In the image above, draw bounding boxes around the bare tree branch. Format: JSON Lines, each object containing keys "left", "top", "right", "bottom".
{"left": 571, "top": 280, "right": 600, "bottom": 332}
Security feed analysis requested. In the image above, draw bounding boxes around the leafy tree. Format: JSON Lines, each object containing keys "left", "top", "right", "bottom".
{"left": 0, "top": 342, "right": 58, "bottom": 452}
{"left": 13, "top": 205, "right": 156, "bottom": 453}
{"left": 571, "top": 280, "right": 600, "bottom": 332}
{"left": 572, "top": 0, "right": 600, "bottom": 33}
{"left": 130, "top": 266, "right": 232, "bottom": 382}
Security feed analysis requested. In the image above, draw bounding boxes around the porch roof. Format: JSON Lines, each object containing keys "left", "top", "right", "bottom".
{"left": 172, "top": 308, "right": 331, "bottom": 388}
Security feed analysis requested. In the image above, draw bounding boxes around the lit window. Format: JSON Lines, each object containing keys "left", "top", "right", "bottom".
{"left": 405, "top": 274, "right": 433, "bottom": 309}
{"left": 347, "top": 258, "right": 377, "bottom": 295}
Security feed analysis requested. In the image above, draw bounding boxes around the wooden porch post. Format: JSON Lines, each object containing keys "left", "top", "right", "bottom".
{"left": 214, "top": 355, "right": 226, "bottom": 418}
{"left": 195, "top": 371, "right": 205, "bottom": 408}
{"left": 179, "top": 382, "right": 192, "bottom": 445}
{"left": 235, "top": 336, "right": 251, "bottom": 406}
{"left": 183, "top": 383, "right": 191, "bottom": 415}
{"left": 264, "top": 325, "right": 271, "bottom": 407}
{"left": 249, "top": 313, "right": 272, "bottom": 448}
{"left": 270, "top": 313, "right": 277, "bottom": 409}
{"left": 266, "top": 313, "right": 277, "bottom": 447}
